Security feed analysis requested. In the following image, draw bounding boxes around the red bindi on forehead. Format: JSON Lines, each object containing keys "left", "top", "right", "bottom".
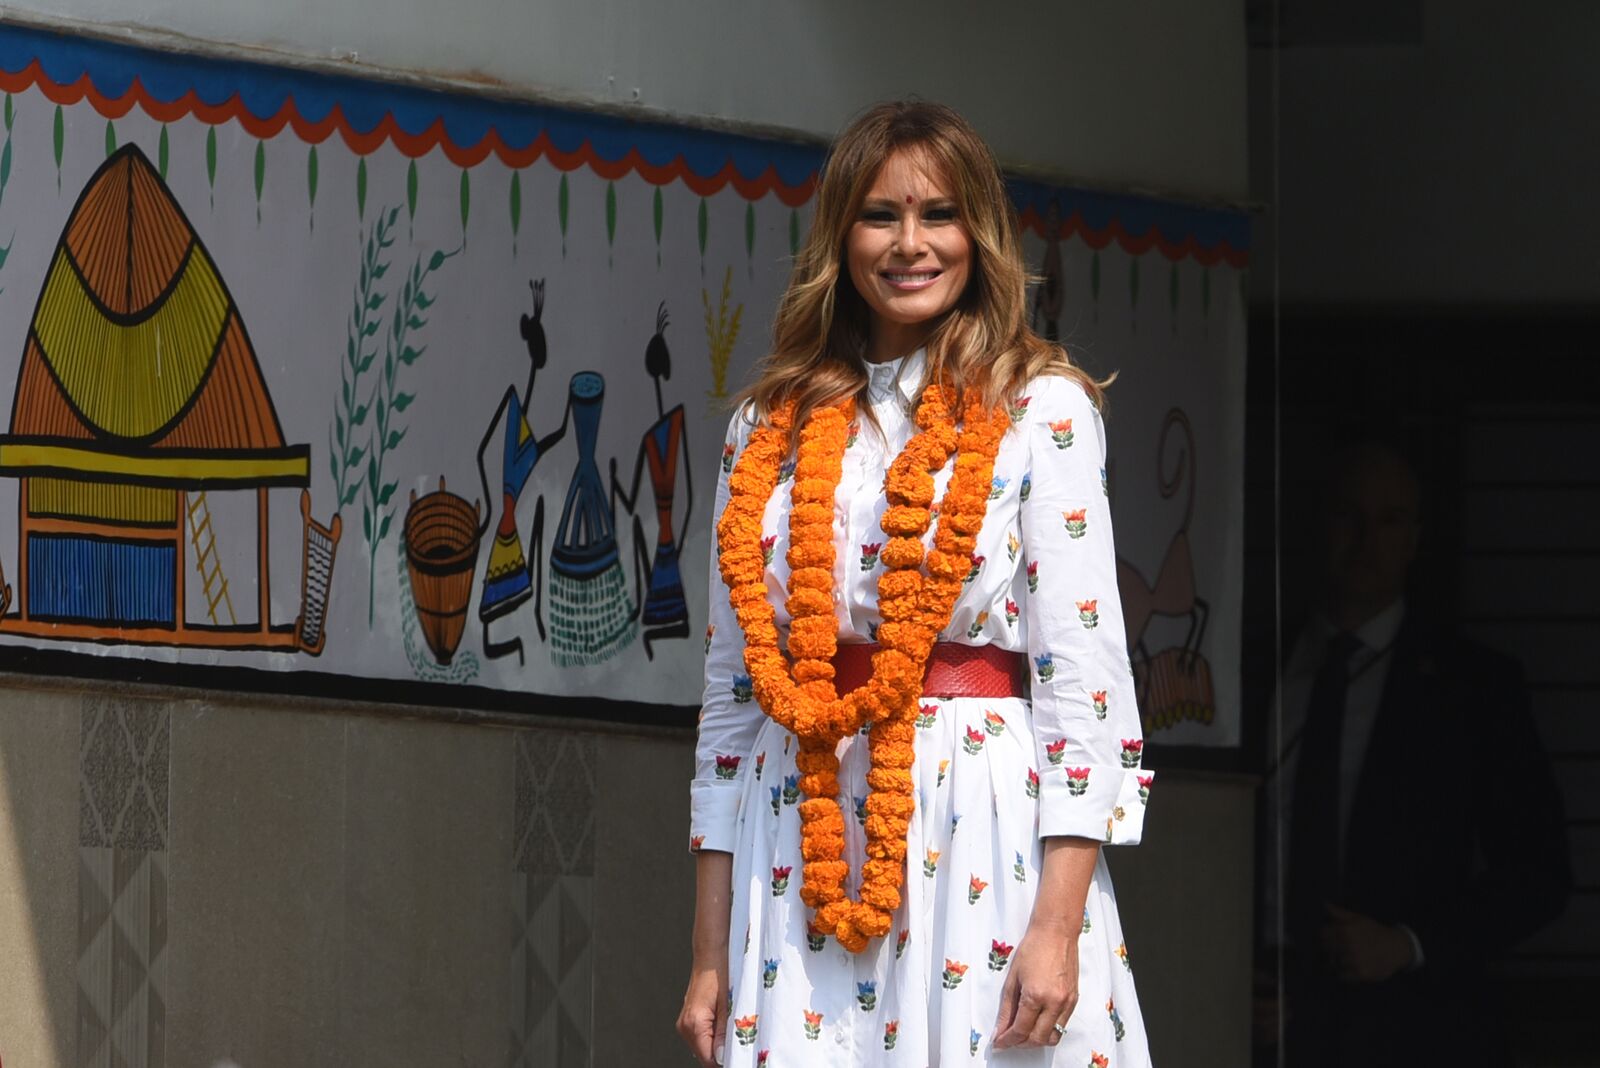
{"left": 906, "top": 195, "right": 915, "bottom": 204}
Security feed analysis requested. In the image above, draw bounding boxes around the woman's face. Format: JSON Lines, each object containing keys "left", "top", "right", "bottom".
{"left": 845, "top": 147, "right": 972, "bottom": 350}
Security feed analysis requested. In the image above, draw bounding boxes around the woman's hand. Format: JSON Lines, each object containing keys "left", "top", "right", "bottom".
{"left": 992, "top": 835, "right": 1098, "bottom": 1050}
{"left": 677, "top": 954, "right": 729, "bottom": 1067}
{"left": 678, "top": 850, "right": 734, "bottom": 1067}
{"left": 992, "top": 918, "right": 1079, "bottom": 1049}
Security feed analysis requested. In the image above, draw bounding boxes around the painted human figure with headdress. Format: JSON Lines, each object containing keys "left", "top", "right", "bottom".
{"left": 475, "top": 279, "right": 570, "bottom": 664}
{"left": 610, "top": 303, "right": 693, "bottom": 659}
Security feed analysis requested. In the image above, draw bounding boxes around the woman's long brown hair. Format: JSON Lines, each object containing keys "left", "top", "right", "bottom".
{"left": 737, "top": 100, "right": 1105, "bottom": 439}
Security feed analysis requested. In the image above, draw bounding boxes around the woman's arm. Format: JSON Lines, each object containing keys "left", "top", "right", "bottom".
{"left": 995, "top": 376, "right": 1151, "bottom": 1049}
{"left": 1018, "top": 376, "right": 1150, "bottom": 845}
{"left": 681, "top": 410, "right": 760, "bottom": 1064}
{"left": 993, "top": 836, "right": 1099, "bottom": 1049}
{"left": 678, "top": 850, "right": 733, "bottom": 1067}
{"left": 692, "top": 408, "right": 764, "bottom": 853}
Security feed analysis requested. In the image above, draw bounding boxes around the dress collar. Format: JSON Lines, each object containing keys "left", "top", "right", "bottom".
{"left": 863, "top": 347, "right": 927, "bottom": 408}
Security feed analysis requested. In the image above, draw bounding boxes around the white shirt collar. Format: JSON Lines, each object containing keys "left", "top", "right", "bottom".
{"left": 863, "top": 347, "right": 927, "bottom": 408}
{"left": 1309, "top": 596, "right": 1406, "bottom": 655}
{"left": 1354, "top": 596, "right": 1406, "bottom": 652}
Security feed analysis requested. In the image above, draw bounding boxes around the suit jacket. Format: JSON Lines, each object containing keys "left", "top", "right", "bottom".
{"left": 1288, "top": 615, "right": 1571, "bottom": 1066}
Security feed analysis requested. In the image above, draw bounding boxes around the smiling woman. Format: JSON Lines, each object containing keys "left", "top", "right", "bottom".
{"left": 680, "top": 101, "right": 1153, "bottom": 1068}
{"left": 846, "top": 150, "right": 973, "bottom": 363}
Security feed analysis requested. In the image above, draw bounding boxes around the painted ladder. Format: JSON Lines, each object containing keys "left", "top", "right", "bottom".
{"left": 185, "top": 492, "right": 237, "bottom": 625}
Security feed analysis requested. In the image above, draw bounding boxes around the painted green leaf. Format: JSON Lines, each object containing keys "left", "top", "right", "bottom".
{"left": 790, "top": 210, "right": 800, "bottom": 257}
{"left": 745, "top": 202, "right": 757, "bottom": 261}
{"left": 357, "top": 157, "right": 368, "bottom": 221}
{"left": 459, "top": 168, "right": 471, "bottom": 240}
{"left": 104, "top": 121, "right": 115, "bottom": 158}
{"left": 557, "top": 173, "right": 569, "bottom": 236}
{"left": 1, "top": 140, "right": 11, "bottom": 190}
{"left": 3, "top": 94, "right": 11, "bottom": 132}
{"left": 1090, "top": 251, "right": 1101, "bottom": 302}
{"left": 406, "top": 159, "right": 418, "bottom": 222}
{"left": 605, "top": 181, "right": 617, "bottom": 247}
{"left": 158, "top": 125, "right": 169, "bottom": 180}
{"left": 652, "top": 186, "right": 663, "bottom": 245}
{"left": 254, "top": 140, "right": 266, "bottom": 214}
{"left": 697, "top": 198, "right": 708, "bottom": 259}
{"left": 307, "top": 145, "right": 319, "bottom": 225}
{"left": 52, "top": 105, "right": 63, "bottom": 175}
{"left": 509, "top": 170, "right": 522, "bottom": 241}
{"left": 205, "top": 127, "right": 217, "bottom": 189}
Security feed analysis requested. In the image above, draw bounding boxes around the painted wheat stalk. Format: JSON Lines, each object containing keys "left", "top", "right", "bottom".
{"left": 703, "top": 265, "right": 743, "bottom": 400}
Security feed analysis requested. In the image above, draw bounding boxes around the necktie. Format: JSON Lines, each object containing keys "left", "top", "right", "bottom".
{"left": 1286, "top": 631, "right": 1362, "bottom": 947}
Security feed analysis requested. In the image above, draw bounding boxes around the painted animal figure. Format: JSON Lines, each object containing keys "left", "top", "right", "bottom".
{"left": 1115, "top": 408, "right": 1209, "bottom": 680}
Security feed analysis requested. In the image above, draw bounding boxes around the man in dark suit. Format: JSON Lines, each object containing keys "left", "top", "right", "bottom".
{"left": 1261, "top": 442, "right": 1570, "bottom": 1067}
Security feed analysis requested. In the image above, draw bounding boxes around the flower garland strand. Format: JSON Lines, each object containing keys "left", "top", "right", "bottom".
{"left": 717, "top": 383, "right": 1010, "bottom": 951}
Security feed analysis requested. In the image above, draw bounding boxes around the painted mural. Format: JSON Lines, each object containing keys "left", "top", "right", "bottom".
{"left": 0, "top": 24, "right": 1248, "bottom": 744}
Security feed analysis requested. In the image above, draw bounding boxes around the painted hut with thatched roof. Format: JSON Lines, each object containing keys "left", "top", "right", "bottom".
{"left": 0, "top": 144, "right": 339, "bottom": 653}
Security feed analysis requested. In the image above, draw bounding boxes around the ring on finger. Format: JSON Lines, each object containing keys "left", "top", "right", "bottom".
{"left": 1052, "top": 1022, "right": 1068, "bottom": 1038}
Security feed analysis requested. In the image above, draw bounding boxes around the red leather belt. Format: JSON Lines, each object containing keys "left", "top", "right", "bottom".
{"left": 831, "top": 642, "right": 1027, "bottom": 699}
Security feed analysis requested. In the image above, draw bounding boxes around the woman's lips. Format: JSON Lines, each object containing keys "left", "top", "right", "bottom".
{"left": 879, "top": 269, "right": 942, "bottom": 291}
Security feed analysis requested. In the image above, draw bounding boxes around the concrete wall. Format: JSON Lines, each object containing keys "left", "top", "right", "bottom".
{"left": 3, "top": 1, "right": 1250, "bottom": 202}
{"left": 0, "top": 674, "right": 1254, "bottom": 1067}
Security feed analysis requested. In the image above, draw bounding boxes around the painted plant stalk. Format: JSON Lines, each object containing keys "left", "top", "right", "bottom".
{"left": 331, "top": 207, "right": 398, "bottom": 516}
{"left": 702, "top": 264, "right": 743, "bottom": 401}
{"left": 361, "top": 243, "right": 455, "bottom": 622}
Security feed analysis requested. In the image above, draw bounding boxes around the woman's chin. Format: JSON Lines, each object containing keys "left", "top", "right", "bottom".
{"left": 871, "top": 292, "right": 957, "bottom": 326}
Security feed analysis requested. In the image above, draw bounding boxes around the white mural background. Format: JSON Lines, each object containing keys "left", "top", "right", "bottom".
{"left": 0, "top": 32, "right": 1245, "bottom": 745}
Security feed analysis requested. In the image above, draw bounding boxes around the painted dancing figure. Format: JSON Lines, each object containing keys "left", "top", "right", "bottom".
{"left": 610, "top": 302, "right": 693, "bottom": 659}
{"left": 475, "top": 280, "right": 570, "bottom": 664}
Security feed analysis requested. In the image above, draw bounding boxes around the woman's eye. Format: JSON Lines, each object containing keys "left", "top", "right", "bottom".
{"left": 861, "top": 210, "right": 895, "bottom": 223}
{"left": 924, "top": 207, "right": 957, "bottom": 222}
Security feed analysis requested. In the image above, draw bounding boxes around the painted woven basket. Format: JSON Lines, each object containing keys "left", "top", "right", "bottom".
{"left": 404, "top": 478, "right": 482, "bottom": 665}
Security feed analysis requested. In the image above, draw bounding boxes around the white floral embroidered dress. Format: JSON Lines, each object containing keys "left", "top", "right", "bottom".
{"left": 693, "top": 351, "right": 1153, "bottom": 1067}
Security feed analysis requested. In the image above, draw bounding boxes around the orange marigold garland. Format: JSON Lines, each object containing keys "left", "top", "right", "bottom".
{"left": 717, "top": 381, "right": 1010, "bottom": 952}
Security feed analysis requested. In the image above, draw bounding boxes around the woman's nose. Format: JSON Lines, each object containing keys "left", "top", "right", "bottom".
{"left": 893, "top": 214, "right": 925, "bottom": 257}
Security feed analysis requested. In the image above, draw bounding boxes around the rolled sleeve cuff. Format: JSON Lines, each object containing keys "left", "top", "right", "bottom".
{"left": 1037, "top": 764, "right": 1151, "bottom": 846}
{"left": 689, "top": 779, "right": 743, "bottom": 854}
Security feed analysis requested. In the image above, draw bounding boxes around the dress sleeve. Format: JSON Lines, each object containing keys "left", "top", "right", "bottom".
{"left": 1018, "top": 376, "right": 1150, "bottom": 845}
{"left": 690, "top": 407, "right": 764, "bottom": 854}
